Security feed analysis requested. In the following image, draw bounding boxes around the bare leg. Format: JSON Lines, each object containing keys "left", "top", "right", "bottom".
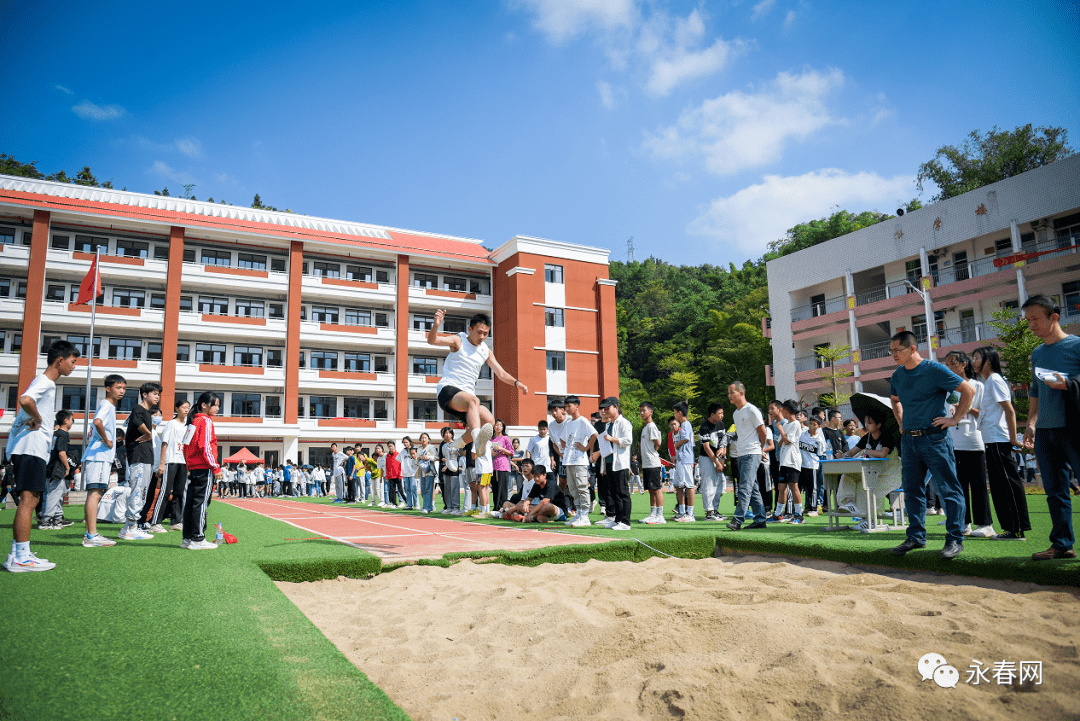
{"left": 85, "top": 490, "right": 104, "bottom": 536}
{"left": 649, "top": 489, "right": 663, "bottom": 509}
{"left": 13, "top": 491, "right": 38, "bottom": 543}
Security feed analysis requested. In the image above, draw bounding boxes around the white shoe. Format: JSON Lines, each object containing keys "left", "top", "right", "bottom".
{"left": 564, "top": 512, "right": 579, "bottom": 526}
{"left": 838, "top": 502, "right": 859, "bottom": 515}
{"left": 474, "top": 423, "right": 493, "bottom": 456}
{"left": 650, "top": 515, "right": 667, "bottom": 524}
{"left": 596, "top": 516, "right": 616, "bottom": 528}
{"left": 969, "top": 525, "right": 996, "bottom": 538}
{"left": 440, "top": 509, "right": 451, "bottom": 515}
{"left": 568, "top": 515, "right": 591, "bottom": 528}
{"left": 187, "top": 539, "right": 218, "bottom": 550}
{"left": 4, "top": 553, "right": 55, "bottom": 572}
{"left": 118, "top": 528, "right": 150, "bottom": 540}
{"left": 82, "top": 533, "right": 117, "bottom": 547}
{"left": 421, "top": 509, "right": 430, "bottom": 515}
{"left": 640, "top": 514, "right": 657, "bottom": 524}
{"left": 451, "top": 509, "right": 465, "bottom": 516}
{"left": 170, "top": 523, "right": 183, "bottom": 532}
{"left": 149, "top": 524, "right": 167, "bottom": 534}
{"left": 854, "top": 519, "right": 870, "bottom": 532}
{"left": 488, "top": 511, "right": 502, "bottom": 518}
{"left": 611, "top": 522, "right": 631, "bottom": 531}
{"left": 181, "top": 538, "right": 192, "bottom": 549}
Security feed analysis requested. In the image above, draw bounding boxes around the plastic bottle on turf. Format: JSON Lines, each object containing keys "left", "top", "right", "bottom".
{"left": 215, "top": 523, "right": 224, "bottom": 543}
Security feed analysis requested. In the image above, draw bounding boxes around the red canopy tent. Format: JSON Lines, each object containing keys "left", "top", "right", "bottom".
{"left": 223, "top": 447, "right": 263, "bottom": 465}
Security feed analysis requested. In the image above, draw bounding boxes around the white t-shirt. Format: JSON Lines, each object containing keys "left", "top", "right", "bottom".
{"left": 548, "top": 418, "right": 568, "bottom": 459}
{"left": 562, "top": 416, "right": 596, "bottom": 467}
{"left": 979, "top": 373, "right": 1012, "bottom": 443}
{"left": 161, "top": 418, "right": 187, "bottom": 465}
{"left": 733, "top": 403, "right": 765, "bottom": 458}
{"left": 332, "top": 451, "right": 347, "bottom": 477}
{"left": 475, "top": 444, "right": 493, "bottom": 475}
{"left": 778, "top": 419, "right": 802, "bottom": 470}
{"left": 6, "top": 375, "right": 57, "bottom": 461}
{"left": 399, "top": 455, "right": 417, "bottom": 478}
{"left": 83, "top": 399, "right": 117, "bottom": 463}
{"left": 799, "top": 429, "right": 825, "bottom": 470}
{"left": 675, "top": 420, "right": 695, "bottom": 465}
{"left": 526, "top": 434, "right": 551, "bottom": 470}
{"left": 949, "top": 378, "right": 985, "bottom": 451}
{"left": 640, "top": 421, "right": 661, "bottom": 469}
{"left": 436, "top": 332, "right": 489, "bottom": 396}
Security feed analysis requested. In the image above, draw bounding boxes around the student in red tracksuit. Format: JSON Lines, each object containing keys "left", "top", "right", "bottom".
{"left": 182, "top": 392, "right": 222, "bottom": 550}
{"left": 384, "top": 441, "right": 403, "bottom": 507}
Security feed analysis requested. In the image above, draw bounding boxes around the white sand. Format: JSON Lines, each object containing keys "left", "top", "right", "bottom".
{"left": 279, "top": 555, "right": 1080, "bottom": 720}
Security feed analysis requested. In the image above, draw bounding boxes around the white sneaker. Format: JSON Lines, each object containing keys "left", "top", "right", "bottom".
{"left": 488, "top": 511, "right": 502, "bottom": 518}
{"left": 854, "top": 519, "right": 870, "bottom": 532}
{"left": 650, "top": 515, "right": 667, "bottom": 524}
{"left": 170, "top": 523, "right": 183, "bottom": 532}
{"left": 596, "top": 516, "right": 616, "bottom": 528}
{"left": 611, "top": 522, "right": 631, "bottom": 531}
{"left": 564, "top": 512, "right": 579, "bottom": 526}
{"left": 82, "top": 533, "right": 117, "bottom": 547}
{"left": 181, "top": 538, "right": 192, "bottom": 549}
{"left": 970, "top": 525, "right": 996, "bottom": 538}
{"left": 4, "top": 553, "right": 55, "bottom": 572}
{"left": 187, "top": 539, "right": 218, "bottom": 550}
{"left": 639, "top": 514, "right": 657, "bottom": 524}
{"left": 450, "top": 509, "right": 465, "bottom": 516}
{"left": 421, "top": 509, "right": 430, "bottom": 515}
{"left": 568, "top": 515, "right": 592, "bottom": 528}
{"left": 474, "top": 423, "right": 494, "bottom": 457}
{"left": 118, "top": 528, "right": 150, "bottom": 540}
{"left": 838, "top": 502, "right": 860, "bottom": 515}
{"left": 149, "top": 524, "right": 167, "bottom": 534}
{"left": 440, "top": 509, "right": 452, "bottom": 515}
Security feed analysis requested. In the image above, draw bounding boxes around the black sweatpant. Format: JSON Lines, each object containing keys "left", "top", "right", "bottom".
{"left": 387, "top": 478, "right": 403, "bottom": 505}
{"left": 985, "top": 441, "right": 1031, "bottom": 533}
{"left": 607, "top": 468, "right": 630, "bottom": 524}
{"left": 183, "top": 468, "right": 214, "bottom": 542}
{"left": 493, "top": 470, "right": 509, "bottom": 509}
{"left": 954, "top": 450, "right": 992, "bottom": 526}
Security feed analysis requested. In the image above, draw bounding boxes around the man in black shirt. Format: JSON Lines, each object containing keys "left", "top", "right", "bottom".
{"left": 697, "top": 403, "right": 726, "bottom": 521}
{"left": 39, "top": 410, "right": 75, "bottom": 529}
{"left": 525, "top": 466, "right": 569, "bottom": 522}
{"left": 121, "top": 382, "right": 161, "bottom": 540}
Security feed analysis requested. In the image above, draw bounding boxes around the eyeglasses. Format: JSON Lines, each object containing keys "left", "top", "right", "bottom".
{"left": 889, "top": 347, "right": 908, "bottom": 356}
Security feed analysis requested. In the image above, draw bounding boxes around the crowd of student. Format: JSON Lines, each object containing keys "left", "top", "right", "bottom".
{"left": 3, "top": 294, "right": 1078, "bottom": 572}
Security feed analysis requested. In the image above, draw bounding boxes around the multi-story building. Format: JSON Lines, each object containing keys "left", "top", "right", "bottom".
{"left": 766, "top": 154, "right": 1080, "bottom": 407}
{"left": 0, "top": 176, "right": 617, "bottom": 467}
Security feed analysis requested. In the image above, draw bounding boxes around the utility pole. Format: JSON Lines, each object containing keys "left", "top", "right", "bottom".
{"left": 626, "top": 236, "right": 635, "bottom": 263}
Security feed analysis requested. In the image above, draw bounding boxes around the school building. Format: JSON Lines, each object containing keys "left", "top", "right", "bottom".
{"left": 0, "top": 175, "right": 618, "bottom": 466}
{"left": 765, "top": 154, "right": 1080, "bottom": 407}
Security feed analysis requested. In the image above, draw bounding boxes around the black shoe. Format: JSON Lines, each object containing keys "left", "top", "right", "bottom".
{"left": 940, "top": 540, "right": 963, "bottom": 559}
{"left": 55, "top": 516, "right": 75, "bottom": 528}
{"left": 994, "top": 531, "right": 1025, "bottom": 540}
{"left": 726, "top": 520, "right": 742, "bottom": 531}
{"left": 746, "top": 520, "right": 768, "bottom": 529}
{"left": 891, "top": 538, "right": 926, "bottom": 555}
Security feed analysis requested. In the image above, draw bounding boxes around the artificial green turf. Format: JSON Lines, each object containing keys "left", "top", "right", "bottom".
{"left": 336, "top": 487, "right": 1080, "bottom": 586}
{"left": 0, "top": 502, "right": 408, "bottom": 721}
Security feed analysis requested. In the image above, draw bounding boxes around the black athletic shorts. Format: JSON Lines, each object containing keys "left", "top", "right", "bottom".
{"left": 437, "top": 385, "right": 469, "bottom": 423}
{"left": 780, "top": 466, "right": 800, "bottom": 485}
{"left": 643, "top": 466, "right": 663, "bottom": 491}
{"left": 11, "top": 454, "right": 47, "bottom": 494}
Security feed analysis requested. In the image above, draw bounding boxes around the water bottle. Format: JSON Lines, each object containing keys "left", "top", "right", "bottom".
{"left": 215, "top": 522, "right": 224, "bottom": 543}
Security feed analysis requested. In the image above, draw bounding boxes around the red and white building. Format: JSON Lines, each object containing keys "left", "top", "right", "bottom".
{"left": 766, "top": 155, "right": 1080, "bottom": 406}
{"left": 0, "top": 176, "right": 617, "bottom": 466}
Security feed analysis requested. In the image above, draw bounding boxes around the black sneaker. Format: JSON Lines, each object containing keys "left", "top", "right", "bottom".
{"left": 891, "top": 538, "right": 926, "bottom": 555}
{"left": 726, "top": 519, "right": 743, "bottom": 531}
{"left": 55, "top": 517, "right": 75, "bottom": 528}
{"left": 994, "top": 531, "right": 1026, "bottom": 540}
{"left": 746, "top": 520, "right": 768, "bottom": 529}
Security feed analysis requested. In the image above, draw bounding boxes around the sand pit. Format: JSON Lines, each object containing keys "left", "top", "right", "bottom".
{"left": 279, "top": 555, "right": 1080, "bottom": 720}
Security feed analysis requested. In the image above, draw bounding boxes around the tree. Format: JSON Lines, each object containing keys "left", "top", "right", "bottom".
{"left": 765, "top": 207, "right": 896, "bottom": 259}
{"left": 812, "top": 344, "right": 854, "bottom": 410}
{"left": 987, "top": 307, "right": 1041, "bottom": 421}
{"left": 153, "top": 188, "right": 171, "bottom": 197}
{"left": 0, "top": 154, "right": 45, "bottom": 179}
{"left": 917, "top": 124, "right": 1075, "bottom": 202}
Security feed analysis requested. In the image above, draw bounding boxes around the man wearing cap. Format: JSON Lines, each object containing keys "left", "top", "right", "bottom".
{"left": 598, "top": 397, "right": 633, "bottom": 530}
{"left": 888, "top": 330, "right": 974, "bottom": 559}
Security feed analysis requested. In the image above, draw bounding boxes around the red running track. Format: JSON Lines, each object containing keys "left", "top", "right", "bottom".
{"left": 220, "top": 498, "right": 611, "bottom": 561}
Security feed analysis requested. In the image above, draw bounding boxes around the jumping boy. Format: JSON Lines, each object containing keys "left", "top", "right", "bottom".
{"left": 427, "top": 310, "right": 527, "bottom": 457}
{"left": 4, "top": 340, "right": 80, "bottom": 572}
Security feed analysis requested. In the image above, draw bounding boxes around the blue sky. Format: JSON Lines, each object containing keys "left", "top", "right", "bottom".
{"left": 2, "top": 1, "right": 1077, "bottom": 267}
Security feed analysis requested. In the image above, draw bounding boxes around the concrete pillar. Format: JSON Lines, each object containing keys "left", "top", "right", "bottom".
{"left": 395, "top": 254, "right": 410, "bottom": 430}
{"left": 844, "top": 271, "right": 863, "bottom": 393}
{"left": 596, "top": 278, "right": 619, "bottom": 399}
{"left": 1010, "top": 220, "right": 1028, "bottom": 304}
{"left": 919, "top": 247, "right": 937, "bottom": 361}
{"left": 159, "top": 226, "right": 184, "bottom": 407}
{"left": 285, "top": 241, "right": 304, "bottom": 424}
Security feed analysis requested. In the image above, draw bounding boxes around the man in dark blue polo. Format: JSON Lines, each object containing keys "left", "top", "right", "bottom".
{"left": 888, "top": 330, "right": 975, "bottom": 559}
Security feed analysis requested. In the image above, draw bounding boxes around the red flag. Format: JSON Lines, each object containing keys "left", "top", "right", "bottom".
{"left": 75, "top": 255, "right": 101, "bottom": 305}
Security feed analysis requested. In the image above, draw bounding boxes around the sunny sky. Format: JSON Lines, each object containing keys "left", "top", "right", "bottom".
{"left": 2, "top": 1, "right": 1078, "bottom": 267}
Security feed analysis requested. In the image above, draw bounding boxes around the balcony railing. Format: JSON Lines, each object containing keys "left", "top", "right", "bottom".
{"left": 859, "top": 339, "right": 892, "bottom": 361}
{"left": 854, "top": 280, "right": 917, "bottom": 306}
{"left": 938, "top": 322, "right": 1001, "bottom": 348}
{"left": 794, "top": 353, "right": 850, "bottom": 373}
{"left": 791, "top": 295, "right": 846, "bottom": 322}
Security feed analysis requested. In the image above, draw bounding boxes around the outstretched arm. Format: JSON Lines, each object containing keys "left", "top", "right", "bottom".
{"left": 426, "top": 310, "right": 462, "bottom": 350}
{"left": 486, "top": 352, "right": 528, "bottom": 395}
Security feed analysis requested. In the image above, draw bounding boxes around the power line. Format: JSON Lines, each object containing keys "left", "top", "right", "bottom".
{"left": 626, "top": 236, "right": 635, "bottom": 263}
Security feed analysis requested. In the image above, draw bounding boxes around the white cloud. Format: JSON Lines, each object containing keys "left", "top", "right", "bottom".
{"left": 645, "top": 37, "right": 744, "bottom": 97}
{"left": 596, "top": 80, "right": 617, "bottom": 109}
{"left": 512, "top": 0, "right": 636, "bottom": 43}
{"left": 643, "top": 68, "right": 846, "bottom": 175}
{"left": 784, "top": 10, "right": 796, "bottom": 28}
{"left": 149, "top": 160, "right": 184, "bottom": 183}
{"left": 72, "top": 100, "right": 126, "bottom": 121}
{"left": 688, "top": 169, "right": 915, "bottom": 257}
{"left": 174, "top": 137, "right": 203, "bottom": 159}
{"left": 54, "top": 84, "right": 74, "bottom": 95}
{"left": 751, "top": 0, "right": 776, "bottom": 20}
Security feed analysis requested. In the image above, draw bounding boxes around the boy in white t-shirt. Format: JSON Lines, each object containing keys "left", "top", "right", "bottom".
{"left": 770, "top": 399, "right": 803, "bottom": 523}
{"left": 638, "top": 401, "right": 666, "bottom": 524}
{"left": 526, "top": 420, "right": 552, "bottom": 477}
{"left": 5, "top": 341, "right": 79, "bottom": 572}
{"left": 794, "top": 417, "right": 826, "bottom": 524}
{"left": 470, "top": 440, "right": 494, "bottom": 517}
{"left": 671, "top": 401, "right": 696, "bottom": 521}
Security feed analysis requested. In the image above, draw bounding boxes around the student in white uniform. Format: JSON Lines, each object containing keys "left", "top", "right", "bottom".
{"left": 427, "top": 310, "right": 528, "bottom": 458}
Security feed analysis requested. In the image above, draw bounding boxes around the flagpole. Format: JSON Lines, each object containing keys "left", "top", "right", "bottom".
{"left": 81, "top": 247, "right": 100, "bottom": 456}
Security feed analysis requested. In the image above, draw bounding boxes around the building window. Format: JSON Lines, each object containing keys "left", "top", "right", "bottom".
{"left": 67, "top": 334, "right": 100, "bottom": 359}
{"left": 310, "top": 351, "right": 338, "bottom": 370}
{"left": 176, "top": 344, "right": 190, "bottom": 362}
{"left": 444, "top": 276, "right": 467, "bottom": 292}
{"left": 905, "top": 259, "right": 921, "bottom": 287}
{"left": 51, "top": 234, "right": 71, "bottom": 250}
{"left": 994, "top": 238, "right": 1013, "bottom": 257}
{"left": 153, "top": 245, "right": 170, "bottom": 261}
{"left": 195, "top": 343, "right": 226, "bottom": 365}
{"left": 375, "top": 312, "right": 389, "bottom": 327}
{"left": 12, "top": 333, "right": 21, "bottom": 352}
{"left": 74, "top": 235, "right": 108, "bottom": 254}
{"left": 0, "top": 227, "right": 15, "bottom": 245}
{"left": 374, "top": 356, "right": 388, "bottom": 373}
{"left": 115, "top": 238, "right": 149, "bottom": 258}
{"left": 265, "top": 395, "right": 282, "bottom": 417}
{"left": 46, "top": 285, "right": 66, "bottom": 302}
{"left": 310, "top": 305, "right": 339, "bottom": 324}
{"left": 297, "top": 396, "right": 305, "bottom": 418}
{"left": 235, "top": 299, "right": 265, "bottom": 318}
{"left": 347, "top": 265, "right": 372, "bottom": 282}
{"left": 376, "top": 269, "right": 390, "bottom": 284}
{"left": 112, "top": 289, "right": 146, "bottom": 308}
{"left": 179, "top": 296, "right": 193, "bottom": 312}
{"left": 183, "top": 248, "right": 196, "bottom": 263}
{"left": 469, "top": 277, "right": 489, "bottom": 295}
{"left": 343, "top": 397, "right": 369, "bottom": 418}
{"left": 268, "top": 303, "right": 284, "bottom": 319}
{"left": 270, "top": 257, "right": 286, "bottom": 272}
{"left": 545, "top": 307, "right": 564, "bottom": 327}
{"left": 199, "top": 296, "right": 229, "bottom": 315}
{"left": 237, "top": 253, "right": 267, "bottom": 270}
{"left": 1063, "top": 280, "right": 1080, "bottom": 317}
{"left": 479, "top": 364, "right": 492, "bottom": 379}
{"left": 267, "top": 349, "right": 283, "bottom": 367}
{"left": 545, "top": 264, "right": 564, "bottom": 284}
{"left": 345, "top": 308, "right": 371, "bottom": 326}
{"left": 444, "top": 316, "right": 467, "bottom": 333}
{"left": 312, "top": 261, "right": 340, "bottom": 278}
{"left": 61, "top": 386, "right": 98, "bottom": 412}
{"left": 412, "top": 399, "right": 437, "bottom": 421}
{"left": 546, "top": 351, "right": 566, "bottom": 371}
{"left": 810, "top": 293, "right": 826, "bottom": 317}
{"left": 309, "top": 396, "right": 336, "bottom": 418}
{"left": 118, "top": 388, "right": 140, "bottom": 413}
{"left": 7, "top": 386, "right": 17, "bottom": 409}
{"left": 233, "top": 346, "right": 263, "bottom": 367}
{"left": 373, "top": 399, "right": 388, "bottom": 420}
{"left": 413, "top": 273, "right": 438, "bottom": 288}
{"left": 40, "top": 335, "right": 62, "bottom": 354}
{"left": 232, "top": 393, "right": 261, "bottom": 417}
{"left": 344, "top": 352, "right": 371, "bottom": 372}
{"left": 412, "top": 314, "right": 434, "bottom": 331}
{"left": 150, "top": 293, "right": 166, "bottom": 310}
{"left": 201, "top": 249, "right": 231, "bottom": 267}
{"left": 147, "top": 342, "right": 162, "bottom": 361}
{"left": 0, "top": 279, "right": 8, "bottom": 297}
{"left": 108, "top": 338, "right": 142, "bottom": 361}
{"left": 17, "top": 282, "right": 27, "bottom": 299}
{"left": 298, "top": 352, "right": 305, "bottom": 368}
{"left": 413, "top": 357, "right": 438, "bottom": 375}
